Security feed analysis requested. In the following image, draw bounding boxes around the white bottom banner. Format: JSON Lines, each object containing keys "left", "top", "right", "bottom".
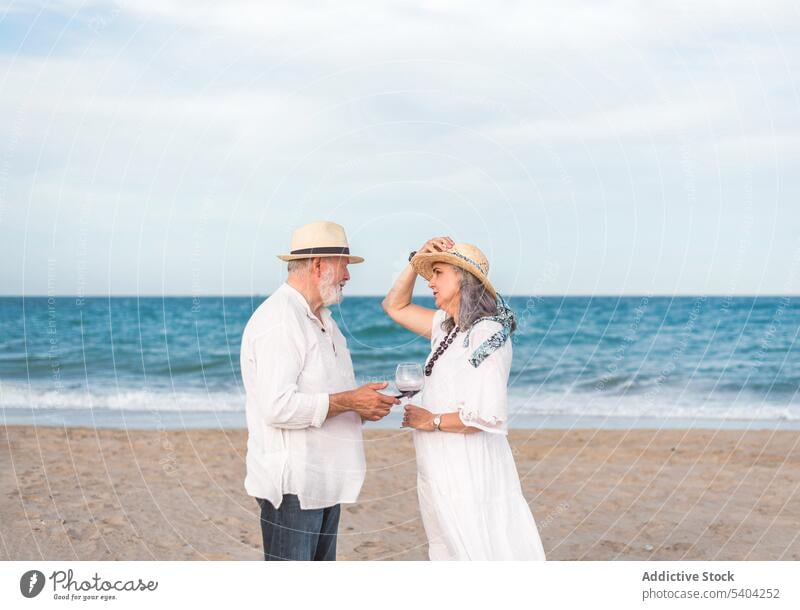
{"left": 1, "top": 561, "right": 797, "bottom": 609}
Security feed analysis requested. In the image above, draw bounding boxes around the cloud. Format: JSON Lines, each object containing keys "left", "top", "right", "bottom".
{"left": 1, "top": 0, "right": 799, "bottom": 295}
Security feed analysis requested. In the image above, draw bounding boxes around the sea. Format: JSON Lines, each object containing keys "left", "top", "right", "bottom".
{"left": 1, "top": 295, "right": 798, "bottom": 430}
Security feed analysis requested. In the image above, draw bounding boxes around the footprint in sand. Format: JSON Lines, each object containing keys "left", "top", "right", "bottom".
{"left": 101, "top": 515, "right": 129, "bottom": 528}
{"left": 599, "top": 539, "right": 631, "bottom": 554}
{"left": 353, "top": 540, "right": 378, "bottom": 554}
{"left": 660, "top": 541, "right": 693, "bottom": 553}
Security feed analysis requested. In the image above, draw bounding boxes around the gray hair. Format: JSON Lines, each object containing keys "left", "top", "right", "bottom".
{"left": 287, "top": 258, "right": 312, "bottom": 274}
{"left": 442, "top": 265, "right": 513, "bottom": 334}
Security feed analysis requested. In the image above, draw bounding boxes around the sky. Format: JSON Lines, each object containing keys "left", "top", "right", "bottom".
{"left": 1, "top": 0, "right": 799, "bottom": 296}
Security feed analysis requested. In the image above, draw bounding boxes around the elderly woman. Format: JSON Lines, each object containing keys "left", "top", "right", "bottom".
{"left": 382, "top": 236, "right": 546, "bottom": 561}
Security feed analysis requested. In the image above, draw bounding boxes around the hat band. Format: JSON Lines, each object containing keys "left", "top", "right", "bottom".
{"left": 290, "top": 246, "right": 351, "bottom": 255}
{"left": 449, "top": 250, "right": 487, "bottom": 276}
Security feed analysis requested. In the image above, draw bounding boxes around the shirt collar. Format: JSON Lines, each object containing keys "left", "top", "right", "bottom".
{"left": 280, "top": 282, "right": 331, "bottom": 325}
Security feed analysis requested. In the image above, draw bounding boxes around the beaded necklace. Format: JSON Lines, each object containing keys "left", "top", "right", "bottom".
{"left": 424, "top": 325, "right": 460, "bottom": 376}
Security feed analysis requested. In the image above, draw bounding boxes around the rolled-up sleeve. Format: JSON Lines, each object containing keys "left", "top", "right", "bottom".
{"left": 251, "top": 322, "right": 329, "bottom": 429}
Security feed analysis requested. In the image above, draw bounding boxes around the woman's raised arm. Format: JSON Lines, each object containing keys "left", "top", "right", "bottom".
{"left": 382, "top": 237, "right": 453, "bottom": 339}
{"left": 382, "top": 263, "right": 435, "bottom": 338}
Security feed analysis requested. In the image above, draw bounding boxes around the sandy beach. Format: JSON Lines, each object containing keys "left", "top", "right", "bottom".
{"left": 1, "top": 425, "right": 798, "bottom": 561}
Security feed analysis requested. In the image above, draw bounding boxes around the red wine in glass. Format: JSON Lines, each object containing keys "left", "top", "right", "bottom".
{"left": 395, "top": 363, "right": 423, "bottom": 399}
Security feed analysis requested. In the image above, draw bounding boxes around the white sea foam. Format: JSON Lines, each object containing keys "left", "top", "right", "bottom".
{"left": 2, "top": 381, "right": 798, "bottom": 422}
{"left": 0, "top": 382, "right": 243, "bottom": 412}
{"left": 507, "top": 391, "right": 800, "bottom": 421}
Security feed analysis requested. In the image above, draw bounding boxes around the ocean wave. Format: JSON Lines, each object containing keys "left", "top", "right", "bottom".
{"left": 2, "top": 381, "right": 798, "bottom": 422}
{"left": 507, "top": 392, "right": 800, "bottom": 421}
{"left": 0, "top": 383, "right": 244, "bottom": 412}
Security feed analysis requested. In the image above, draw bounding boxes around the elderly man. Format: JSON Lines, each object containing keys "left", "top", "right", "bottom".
{"left": 240, "top": 220, "right": 399, "bottom": 561}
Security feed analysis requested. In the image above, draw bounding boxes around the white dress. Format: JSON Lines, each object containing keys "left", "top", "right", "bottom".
{"left": 413, "top": 309, "right": 547, "bottom": 560}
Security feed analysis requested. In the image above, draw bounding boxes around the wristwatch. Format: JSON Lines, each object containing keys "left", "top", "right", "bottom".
{"left": 433, "top": 414, "right": 442, "bottom": 431}
{"left": 408, "top": 250, "right": 417, "bottom": 262}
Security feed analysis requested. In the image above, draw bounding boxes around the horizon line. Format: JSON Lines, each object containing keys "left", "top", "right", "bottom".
{"left": 2, "top": 293, "right": 797, "bottom": 299}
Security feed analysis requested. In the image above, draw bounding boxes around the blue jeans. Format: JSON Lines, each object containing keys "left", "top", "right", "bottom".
{"left": 256, "top": 494, "right": 341, "bottom": 561}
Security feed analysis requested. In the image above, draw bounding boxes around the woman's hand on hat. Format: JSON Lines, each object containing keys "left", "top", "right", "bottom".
{"left": 418, "top": 236, "right": 454, "bottom": 254}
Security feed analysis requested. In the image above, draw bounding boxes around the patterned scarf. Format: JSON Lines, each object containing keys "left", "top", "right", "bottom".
{"left": 462, "top": 293, "right": 516, "bottom": 367}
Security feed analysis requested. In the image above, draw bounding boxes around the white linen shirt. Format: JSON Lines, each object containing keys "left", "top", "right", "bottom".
{"left": 241, "top": 283, "right": 365, "bottom": 510}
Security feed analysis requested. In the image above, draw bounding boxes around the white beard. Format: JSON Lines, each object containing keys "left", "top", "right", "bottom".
{"left": 319, "top": 267, "right": 343, "bottom": 305}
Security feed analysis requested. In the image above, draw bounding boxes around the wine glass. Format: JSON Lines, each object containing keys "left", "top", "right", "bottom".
{"left": 395, "top": 363, "right": 423, "bottom": 403}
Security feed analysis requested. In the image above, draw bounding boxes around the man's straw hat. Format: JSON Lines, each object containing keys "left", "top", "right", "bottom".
{"left": 410, "top": 243, "right": 496, "bottom": 299}
{"left": 277, "top": 221, "right": 364, "bottom": 264}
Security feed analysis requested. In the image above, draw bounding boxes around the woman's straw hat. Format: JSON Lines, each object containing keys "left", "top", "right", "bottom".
{"left": 410, "top": 243, "right": 496, "bottom": 299}
{"left": 277, "top": 221, "right": 364, "bottom": 264}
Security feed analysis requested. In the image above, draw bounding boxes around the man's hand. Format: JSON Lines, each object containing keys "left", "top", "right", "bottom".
{"left": 329, "top": 382, "right": 400, "bottom": 421}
